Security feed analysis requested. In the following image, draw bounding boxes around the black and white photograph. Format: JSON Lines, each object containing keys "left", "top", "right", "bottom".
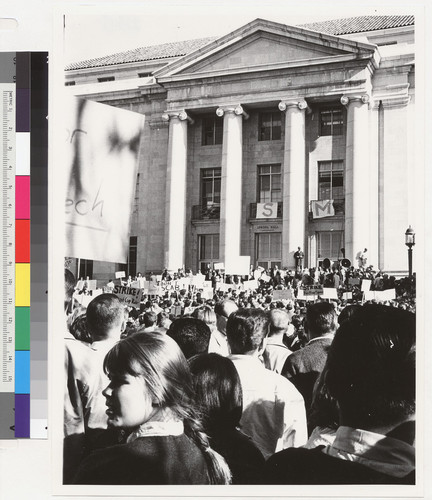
{"left": 51, "top": 0, "right": 427, "bottom": 497}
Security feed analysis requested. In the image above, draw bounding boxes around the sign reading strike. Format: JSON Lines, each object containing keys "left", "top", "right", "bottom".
{"left": 256, "top": 202, "right": 278, "bottom": 219}
{"left": 113, "top": 285, "right": 143, "bottom": 308}
{"left": 65, "top": 97, "right": 144, "bottom": 263}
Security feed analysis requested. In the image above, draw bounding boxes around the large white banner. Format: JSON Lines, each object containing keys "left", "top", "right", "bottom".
{"left": 65, "top": 97, "right": 144, "bottom": 263}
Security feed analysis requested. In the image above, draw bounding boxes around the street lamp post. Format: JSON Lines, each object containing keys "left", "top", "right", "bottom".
{"left": 404, "top": 226, "right": 415, "bottom": 278}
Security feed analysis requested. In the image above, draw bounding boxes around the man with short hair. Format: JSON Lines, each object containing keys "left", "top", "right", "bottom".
{"left": 208, "top": 299, "right": 238, "bottom": 356}
{"left": 139, "top": 310, "right": 157, "bottom": 332}
{"left": 227, "top": 308, "right": 307, "bottom": 459}
{"left": 264, "top": 304, "right": 415, "bottom": 484}
{"left": 281, "top": 301, "right": 337, "bottom": 423}
{"left": 263, "top": 309, "right": 293, "bottom": 374}
{"left": 167, "top": 317, "right": 211, "bottom": 359}
{"left": 64, "top": 294, "right": 125, "bottom": 482}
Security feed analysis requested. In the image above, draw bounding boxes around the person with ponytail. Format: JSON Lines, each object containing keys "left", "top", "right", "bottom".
{"left": 73, "top": 331, "right": 231, "bottom": 485}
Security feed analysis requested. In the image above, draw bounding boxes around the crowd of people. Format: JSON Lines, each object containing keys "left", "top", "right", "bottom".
{"left": 63, "top": 261, "right": 416, "bottom": 485}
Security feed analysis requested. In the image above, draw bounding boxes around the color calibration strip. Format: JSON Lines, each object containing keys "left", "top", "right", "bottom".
{"left": 0, "top": 53, "right": 48, "bottom": 439}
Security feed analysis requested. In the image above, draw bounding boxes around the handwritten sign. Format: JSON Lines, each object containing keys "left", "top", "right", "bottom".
{"left": 321, "top": 288, "right": 338, "bottom": 300}
{"left": 273, "top": 290, "right": 292, "bottom": 301}
{"left": 113, "top": 285, "right": 143, "bottom": 308}
{"left": 65, "top": 97, "right": 144, "bottom": 263}
{"left": 303, "top": 285, "right": 323, "bottom": 296}
{"left": 361, "top": 279, "right": 372, "bottom": 292}
{"left": 115, "top": 271, "right": 125, "bottom": 279}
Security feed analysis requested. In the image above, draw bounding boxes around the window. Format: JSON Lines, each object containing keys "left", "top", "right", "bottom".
{"left": 65, "top": 81, "right": 76, "bottom": 86}
{"left": 317, "top": 231, "right": 344, "bottom": 262}
{"left": 258, "top": 164, "right": 282, "bottom": 203}
{"left": 255, "top": 233, "right": 281, "bottom": 269}
{"left": 318, "top": 161, "right": 344, "bottom": 201}
{"left": 198, "top": 234, "right": 219, "bottom": 273}
{"left": 78, "top": 259, "right": 93, "bottom": 280}
{"left": 97, "top": 76, "right": 115, "bottom": 82}
{"left": 201, "top": 168, "right": 221, "bottom": 208}
{"left": 319, "top": 108, "right": 343, "bottom": 136}
{"left": 119, "top": 236, "right": 138, "bottom": 277}
{"left": 138, "top": 72, "right": 152, "bottom": 78}
{"left": 258, "top": 112, "right": 281, "bottom": 141}
{"left": 202, "top": 115, "right": 223, "bottom": 145}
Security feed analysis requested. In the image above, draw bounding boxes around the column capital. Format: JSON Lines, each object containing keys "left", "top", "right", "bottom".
{"left": 216, "top": 104, "right": 249, "bottom": 119}
{"left": 161, "top": 110, "right": 194, "bottom": 124}
{"left": 278, "top": 99, "right": 308, "bottom": 112}
{"left": 340, "top": 94, "right": 370, "bottom": 106}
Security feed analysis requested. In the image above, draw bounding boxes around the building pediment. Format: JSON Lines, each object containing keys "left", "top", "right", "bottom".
{"left": 154, "top": 18, "right": 379, "bottom": 82}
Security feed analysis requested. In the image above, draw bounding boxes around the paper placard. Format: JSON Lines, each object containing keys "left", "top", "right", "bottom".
{"left": 343, "top": 292, "right": 353, "bottom": 300}
{"left": 200, "top": 288, "right": 214, "bottom": 300}
{"left": 243, "top": 280, "right": 258, "bottom": 291}
{"left": 273, "top": 289, "right": 292, "bottom": 301}
{"left": 379, "top": 288, "right": 396, "bottom": 300}
{"left": 191, "top": 275, "right": 205, "bottom": 286}
{"left": 260, "top": 274, "right": 271, "bottom": 283}
{"left": 170, "top": 305, "right": 182, "bottom": 317}
{"left": 361, "top": 279, "right": 372, "bottom": 292}
{"left": 303, "top": 285, "right": 323, "bottom": 296}
{"left": 115, "top": 271, "right": 125, "bottom": 279}
{"left": 321, "top": 287, "right": 338, "bottom": 300}
{"left": 348, "top": 277, "right": 361, "bottom": 286}
{"left": 224, "top": 256, "right": 250, "bottom": 276}
{"left": 214, "top": 262, "right": 225, "bottom": 270}
{"left": 112, "top": 284, "right": 144, "bottom": 308}
{"left": 363, "top": 290, "right": 376, "bottom": 301}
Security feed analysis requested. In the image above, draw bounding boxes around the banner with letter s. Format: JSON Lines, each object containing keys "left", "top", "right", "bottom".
{"left": 256, "top": 202, "right": 278, "bottom": 219}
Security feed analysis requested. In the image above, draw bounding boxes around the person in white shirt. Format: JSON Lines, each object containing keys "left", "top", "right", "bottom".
{"left": 227, "top": 308, "right": 307, "bottom": 459}
{"left": 263, "top": 308, "right": 293, "bottom": 374}
{"left": 208, "top": 299, "right": 238, "bottom": 356}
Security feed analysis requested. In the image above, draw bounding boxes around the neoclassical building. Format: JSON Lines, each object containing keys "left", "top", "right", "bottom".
{"left": 65, "top": 15, "right": 416, "bottom": 280}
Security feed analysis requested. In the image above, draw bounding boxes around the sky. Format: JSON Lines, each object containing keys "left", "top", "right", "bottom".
{"left": 62, "top": 0, "right": 419, "bottom": 65}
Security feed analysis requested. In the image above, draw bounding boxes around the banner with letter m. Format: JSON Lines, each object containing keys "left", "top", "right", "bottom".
{"left": 311, "top": 199, "right": 335, "bottom": 219}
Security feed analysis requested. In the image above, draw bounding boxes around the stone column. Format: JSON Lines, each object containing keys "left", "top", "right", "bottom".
{"left": 162, "top": 110, "right": 193, "bottom": 271}
{"left": 341, "top": 94, "right": 370, "bottom": 265}
{"left": 216, "top": 105, "right": 247, "bottom": 270}
{"left": 279, "top": 99, "right": 307, "bottom": 268}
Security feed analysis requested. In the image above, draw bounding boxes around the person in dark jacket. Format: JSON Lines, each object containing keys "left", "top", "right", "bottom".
{"left": 264, "top": 304, "right": 415, "bottom": 484}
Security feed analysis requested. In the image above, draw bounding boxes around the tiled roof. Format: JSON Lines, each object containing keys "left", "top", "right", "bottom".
{"left": 65, "top": 15, "right": 414, "bottom": 71}
{"left": 300, "top": 15, "right": 414, "bottom": 36}
{"left": 65, "top": 37, "right": 218, "bottom": 71}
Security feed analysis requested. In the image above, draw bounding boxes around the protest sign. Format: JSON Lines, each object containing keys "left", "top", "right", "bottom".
{"left": 243, "top": 280, "right": 258, "bottom": 291}
{"left": 379, "top": 288, "right": 396, "bottom": 300}
{"left": 200, "top": 288, "right": 214, "bottom": 300}
{"left": 348, "top": 277, "right": 361, "bottom": 286}
{"left": 214, "top": 262, "right": 225, "bottom": 270}
{"left": 260, "top": 274, "right": 271, "bottom": 283}
{"left": 115, "top": 271, "right": 125, "bottom": 279}
{"left": 224, "top": 256, "right": 250, "bottom": 276}
{"left": 361, "top": 279, "right": 372, "bottom": 292}
{"left": 364, "top": 290, "right": 376, "bottom": 302}
{"left": 321, "top": 287, "right": 338, "bottom": 300}
{"left": 303, "top": 285, "right": 323, "bottom": 296}
{"left": 112, "top": 284, "right": 143, "bottom": 308}
{"left": 343, "top": 292, "right": 353, "bottom": 300}
{"left": 191, "top": 275, "right": 205, "bottom": 286}
{"left": 273, "top": 289, "right": 292, "bottom": 301}
{"left": 87, "top": 280, "right": 97, "bottom": 291}
{"left": 65, "top": 97, "right": 144, "bottom": 263}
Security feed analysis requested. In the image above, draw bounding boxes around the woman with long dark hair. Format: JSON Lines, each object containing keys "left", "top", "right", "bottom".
{"left": 73, "top": 332, "right": 231, "bottom": 484}
{"left": 189, "top": 353, "right": 265, "bottom": 484}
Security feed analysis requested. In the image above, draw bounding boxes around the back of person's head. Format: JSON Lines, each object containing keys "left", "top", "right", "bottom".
{"left": 338, "top": 304, "right": 361, "bottom": 326}
{"left": 70, "top": 313, "right": 92, "bottom": 343}
{"left": 305, "top": 301, "right": 337, "bottom": 339}
{"left": 86, "top": 294, "right": 125, "bottom": 340}
{"left": 64, "top": 269, "right": 76, "bottom": 313}
{"left": 167, "top": 317, "right": 211, "bottom": 359}
{"left": 326, "top": 304, "right": 415, "bottom": 430}
{"left": 189, "top": 353, "right": 242, "bottom": 433}
{"left": 143, "top": 311, "right": 157, "bottom": 328}
{"left": 226, "top": 308, "right": 269, "bottom": 355}
{"left": 268, "top": 308, "right": 290, "bottom": 336}
{"left": 214, "top": 299, "right": 238, "bottom": 335}
{"left": 104, "top": 332, "right": 231, "bottom": 484}
{"left": 193, "top": 305, "right": 217, "bottom": 332}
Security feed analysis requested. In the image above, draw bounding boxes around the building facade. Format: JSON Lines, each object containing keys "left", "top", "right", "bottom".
{"left": 65, "top": 15, "right": 416, "bottom": 281}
